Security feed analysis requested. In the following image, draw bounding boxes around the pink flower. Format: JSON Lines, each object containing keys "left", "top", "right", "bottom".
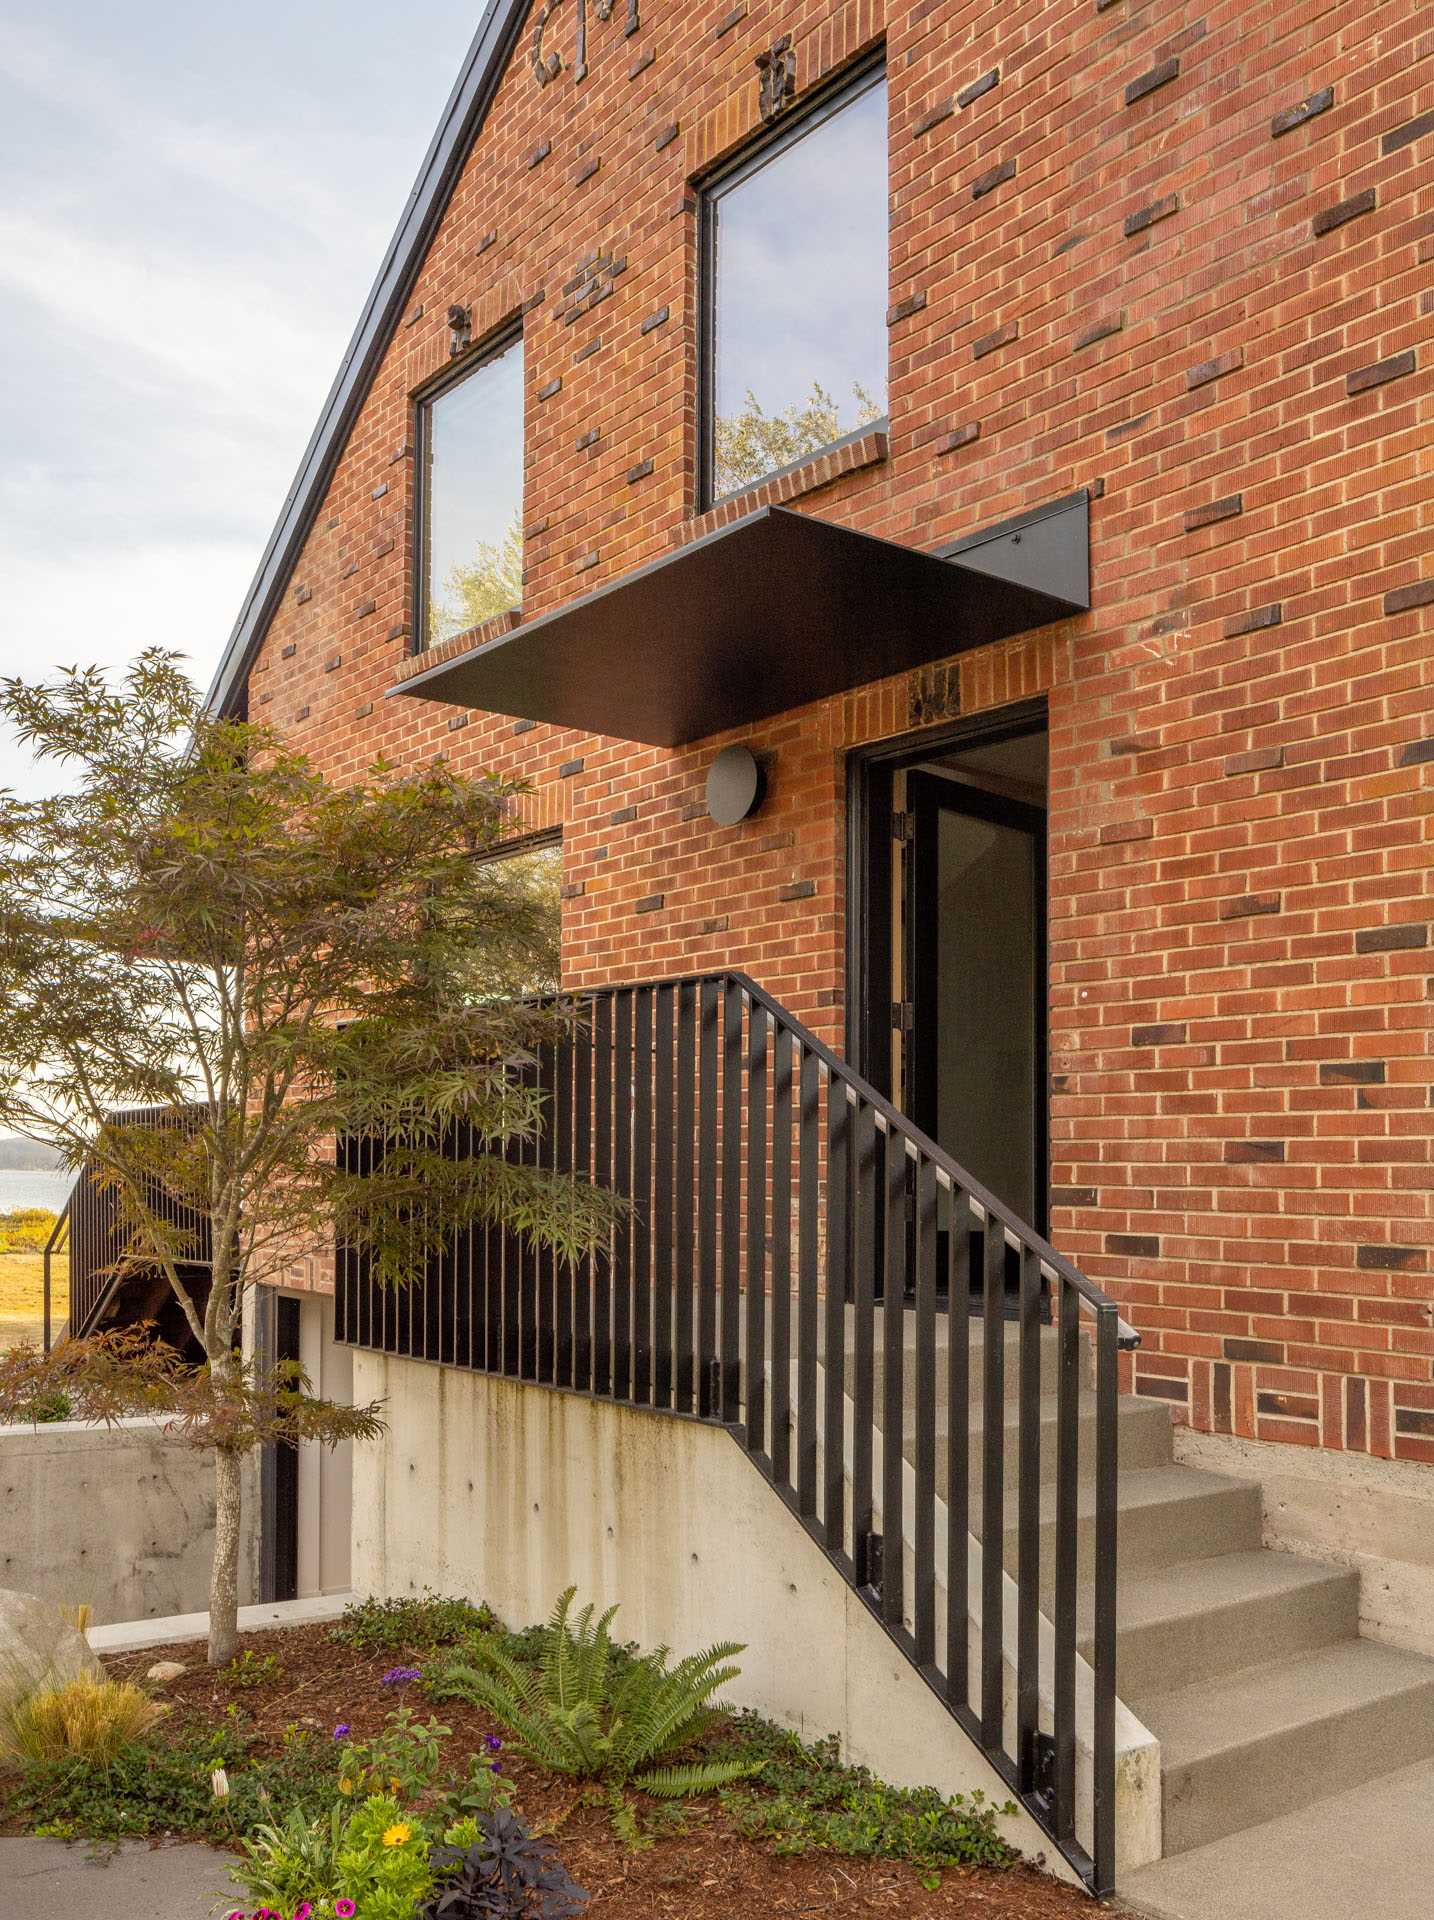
{"left": 335, "top": 1902, "right": 357, "bottom": 1918}
{"left": 293, "top": 1907, "right": 313, "bottom": 1920}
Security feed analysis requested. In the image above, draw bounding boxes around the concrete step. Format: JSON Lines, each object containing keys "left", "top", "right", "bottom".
{"left": 991, "top": 1465, "right": 1262, "bottom": 1587}
{"left": 1120, "top": 1751, "right": 1434, "bottom": 1919}
{"left": 919, "top": 1391, "right": 1175, "bottom": 1492}
{"left": 861, "top": 1316, "right": 1060, "bottom": 1408}
{"left": 1142, "top": 1637, "right": 1434, "bottom": 1856}
{"left": 1096, "top": 1550, "right": 1359, "bottom": 1706}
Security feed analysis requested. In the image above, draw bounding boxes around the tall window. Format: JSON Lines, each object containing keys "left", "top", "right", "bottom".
{"left": 700, "top": 63, "right": 888, "bottom": 507}
{"left": 417, "top": 331, "right": 524, "bottom": 650}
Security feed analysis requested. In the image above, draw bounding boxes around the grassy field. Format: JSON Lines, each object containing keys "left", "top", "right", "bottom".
{"left": 0, "top": 1252, "right": 63, "bottom": 1350}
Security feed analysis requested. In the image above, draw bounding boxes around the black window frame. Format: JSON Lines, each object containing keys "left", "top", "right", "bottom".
{"left": 411, "top": 322, "right": 525, "bottom": 657}
{"left": 696, "top": 53, "right": 889, "bottom": 513}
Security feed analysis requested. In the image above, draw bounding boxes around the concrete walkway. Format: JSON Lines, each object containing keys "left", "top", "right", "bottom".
{"left": 1121, "top": 1752, "right": 1434, "bottom": 1920}
{"left": 0, "top": 1837, "right": 243, "bottom": 1920}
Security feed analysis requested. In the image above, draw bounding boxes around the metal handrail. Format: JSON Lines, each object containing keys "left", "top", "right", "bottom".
{"left": 338, "top": 967, "right": 1133, "bottom": 1893}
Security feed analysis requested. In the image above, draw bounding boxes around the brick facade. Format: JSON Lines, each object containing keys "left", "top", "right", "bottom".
{"left": 240, "top": 1, "right": 1433, "bottom": 1461}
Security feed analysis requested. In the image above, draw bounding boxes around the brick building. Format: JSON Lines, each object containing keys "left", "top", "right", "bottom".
{"left": 203, "top": 0, "right": 1434, "bottom": 1903}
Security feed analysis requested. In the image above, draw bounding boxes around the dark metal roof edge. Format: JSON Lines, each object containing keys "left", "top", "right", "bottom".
{"left": 936, "top": 486, "right": 1089, "bottom": 558}
{"left": 204, "top": 0, "right": 531, "bottom": 718}
{"left": 390, "top": 504, "right": 795, "bottom": 701}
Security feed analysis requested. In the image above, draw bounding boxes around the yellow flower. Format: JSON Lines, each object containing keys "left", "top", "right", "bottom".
{"left": 389, "top": 1777, "right": 400, "bottom": 1793}
{"left": 338, "top": 1776, "right": 354, "bottom": 1796}
{"left": 382, "top": 1822, "right": 412, "bottom": 1848}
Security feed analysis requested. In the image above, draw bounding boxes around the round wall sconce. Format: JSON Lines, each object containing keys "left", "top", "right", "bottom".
{"left": 706, "top": 745, "right": 765, "bottom": 826}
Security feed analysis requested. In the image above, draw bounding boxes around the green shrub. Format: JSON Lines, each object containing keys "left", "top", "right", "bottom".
{"left": 232, "top": 1800, "right": 349, "bottom": 1913}
{"left": 329, "top": 1591, "right": 494, "bottom": 1654}
{"left": 720, "top": 1714, "right": 1014, "bottom": 1884}
{"left": 0, "top": 1723, "right": 331, "bottom": 1843}
{"left": 236, "top": 1794, "right": 437, "bottom": 1920}
{"left": 425, "top": 1587, "right": 756, "bottom": 1800}
{"left": 223, "top": 1649, "right": 283, "bottom": 1689}
{"left": 335, "top": 1706, "right": 450, "bottom": 1803}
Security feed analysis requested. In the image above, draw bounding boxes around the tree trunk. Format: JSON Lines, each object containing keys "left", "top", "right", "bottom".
{"left": 208, "top": 1443, "right": 243, "bottom": 1667}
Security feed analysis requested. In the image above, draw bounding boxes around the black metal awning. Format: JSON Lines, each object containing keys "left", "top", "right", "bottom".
{"left": 392, "top": 491, "right": 1090, "bottom": 749}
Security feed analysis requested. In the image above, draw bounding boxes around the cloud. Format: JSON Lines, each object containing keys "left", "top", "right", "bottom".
{"left": 0, "top": 1, "right": 480, "bottom": 798}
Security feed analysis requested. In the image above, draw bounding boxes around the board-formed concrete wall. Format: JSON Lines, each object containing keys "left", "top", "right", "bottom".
{"left": 351, "top": 1351, "right": 1162, "bottom": 1882}
{"left": 0, "top": 1416, "right": 255, "bottom": 1625}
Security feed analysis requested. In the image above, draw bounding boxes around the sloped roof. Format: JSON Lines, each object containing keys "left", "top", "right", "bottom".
{"left": 204, "top": 0, "right": 530, "bottom": 718}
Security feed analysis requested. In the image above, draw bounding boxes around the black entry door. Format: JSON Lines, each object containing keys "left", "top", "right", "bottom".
{"left": 904, "top": 772, "right": 1048, "bottom": 1237}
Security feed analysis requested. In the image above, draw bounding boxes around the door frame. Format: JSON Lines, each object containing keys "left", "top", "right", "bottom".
{"left": 844, "top": 697, "right": 1051, "bottom": 1225}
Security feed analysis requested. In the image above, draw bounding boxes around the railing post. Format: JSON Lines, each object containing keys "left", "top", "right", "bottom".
{"left": 1093, "top": 1302, "right": 1120, "bottom": 1897}
{"left": 720, "top": 978, "right": 744, "bottom": 1425}
{"left": 979, "top": 1212, "right": 1007, "bottom": 1751}
{"left": 1016, "top": 1244, "right": 1042, "bottom": 1790}
{"left": 770, "top": 1021, "right": 793, "bottom": 1487}
{"left": 745, "top": 998, "right": 768, "bottom": 1458}
{"left": 821, "top": 1072, "right": 849, "bottom": 1553}
{"left": 1052, "top": 1273, "right": 1080, "bottom": 1844}
{"left": 945, "top": 1187, "right": 971, "bottom": 1711}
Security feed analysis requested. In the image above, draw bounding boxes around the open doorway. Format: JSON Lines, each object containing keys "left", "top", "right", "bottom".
{"left": 847, "top": 702, "right": 1049, "bottom": 1239}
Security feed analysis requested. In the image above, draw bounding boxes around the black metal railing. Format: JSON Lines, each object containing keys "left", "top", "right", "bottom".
{"left": 336, "top": 971, "right": 1136, "bottom": 1893}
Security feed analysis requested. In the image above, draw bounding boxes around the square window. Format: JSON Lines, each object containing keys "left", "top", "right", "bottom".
{"left": 700, "top": 63, "right": 888, "bottom": 508}
{"left": 416, "top": 331, "right": 524, "bottom": 650}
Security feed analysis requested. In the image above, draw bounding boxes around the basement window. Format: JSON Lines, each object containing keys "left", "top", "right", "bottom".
{"left": 699, "top": 60, "right": 889, "bottom": 508}
{"left": 416, "top": 330, "right": 524, "bottom": 651}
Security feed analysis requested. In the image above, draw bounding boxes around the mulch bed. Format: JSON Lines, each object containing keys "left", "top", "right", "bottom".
{"left": 99, "top": 1621, "right": 1112, "bottom": 1920}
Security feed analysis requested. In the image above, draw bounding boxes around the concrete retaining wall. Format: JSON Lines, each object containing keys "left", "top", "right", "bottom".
{"left": 353, "top": 1351, "right": 1103, "bottom": 1883}
{"left": 0, "top": 1417, "right": 256, "bottom": 1625}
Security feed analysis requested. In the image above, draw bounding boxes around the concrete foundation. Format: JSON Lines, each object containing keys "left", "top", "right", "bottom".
{"left": 352, "top": 1350, "right": 1109, "bottom": 1883}
{"left": 0, "top": 1416, "right": 255, "bottom": 1626}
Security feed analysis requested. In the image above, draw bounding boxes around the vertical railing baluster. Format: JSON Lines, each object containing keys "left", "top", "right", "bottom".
{"left": 592, "top": 993, "right": 613, "bottom": 1397}
{"left": 632, "top": 986, "right": 653, "bottom": 1406}
{"left": 822, "top": 1074, "right": 848, "bottom": 1554}
{"left": 881, "top": 1125, "right": 907, "bottom": 1628}
{"left": 720, "top": 978, "right": 744, "bottom": 1425}
{"left": 612, "top": 988, "right": 634, "bottom": 1400}
{"left": 1016, "top": 1243, "right": 1042, "bottom": 1789}
{"left": 520, "top": 1054, "right": 540, "bottom": 1381}
{"left": 554, "top": 1028, "right": 574, "bottom": 1388}
{"left": 980, "top": 1209, "right": 1006, "bottom": 1749}
{"left": 770, "top": 1022, "right": 793, "bottom": 1488}
{"left": 851, "top": 1100, "right": 877, "bottom": 1578}
{"left": 535, "top": 1039, "right": 556, "bottom": 1383}
{"left": 946, "top": 1187, "right": 971, "bottom": 1708}
{"left": 1093, "top": 1303, "right": 1119, "bottom": 1897}
{"left": 746, "top": 999, "right": 768, "bottom": 1458}
{"left": 797, "top": 1044, "right": 820, "bottom": 1517}
{"left": 572, "top": 999, "right": 594, "bottom": 1393}
{"left": 697, "top": 980, "right": 719, "bottom": 1416}
{"left": 653, "top": 983, "right": 675, "bottom": 1410}
{"left": 1053, "top": 1273, "right": 1080, "bottom": 1844}
{"left": 675, "top": 982, "right": 696, "bottom": 1413}
{"left": 913, "top": 1157, "right": 937, "bottom": 1668}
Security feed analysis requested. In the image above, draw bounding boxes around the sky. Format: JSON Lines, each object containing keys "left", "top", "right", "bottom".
{"left": 0, "top": 1, "right": 484, "bottom": 799}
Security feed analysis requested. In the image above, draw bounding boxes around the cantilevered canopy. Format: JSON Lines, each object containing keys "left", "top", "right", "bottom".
{"left": 391, "top": 493, "right": 1090, "bottom": 749}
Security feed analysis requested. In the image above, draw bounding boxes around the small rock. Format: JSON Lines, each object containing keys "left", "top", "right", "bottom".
{"left": 146, "top": 1659, "right": 189, "bottom": 1684}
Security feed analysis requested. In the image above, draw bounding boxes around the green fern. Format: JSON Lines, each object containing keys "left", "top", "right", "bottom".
{"left": 427, "top": 1587, "right": 759, "bottom": 1805}
{"left": 634, "top": 1758, "right": 759, "bottom": 1798}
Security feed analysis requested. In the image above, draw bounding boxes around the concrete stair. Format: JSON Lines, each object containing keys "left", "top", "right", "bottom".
{"left": 862, "top": 1317, "right": 1434, "bottom": 1909}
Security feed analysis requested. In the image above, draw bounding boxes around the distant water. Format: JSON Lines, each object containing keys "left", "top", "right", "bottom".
{"left": 0, "top": 1168, "right": 72, "bottom": 1215}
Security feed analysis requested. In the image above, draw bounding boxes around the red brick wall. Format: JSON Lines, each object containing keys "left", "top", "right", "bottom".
{"left": 244, "top": 0, "right": 1434, "bottom": 1459}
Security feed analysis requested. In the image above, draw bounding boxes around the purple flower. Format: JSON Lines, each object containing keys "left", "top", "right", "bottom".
{"left": 484, "top": 1734, "right": 503, "bottom": 1753}
{"left": 380, "top": 1665, "right": 422, "bottom": 1687}
{"left": 490, "top": 1762, "right": 503, "bottom": 1775}
{"left": 332, "top": 1722, "right": 351, "bottom": 1740}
